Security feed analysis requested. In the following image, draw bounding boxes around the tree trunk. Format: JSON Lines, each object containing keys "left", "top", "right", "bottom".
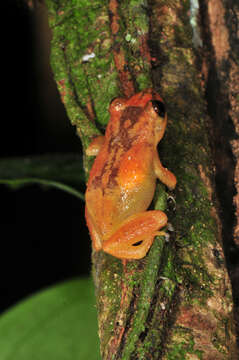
{"left": 45, "top": 0, "right": 238, "bottom": 358}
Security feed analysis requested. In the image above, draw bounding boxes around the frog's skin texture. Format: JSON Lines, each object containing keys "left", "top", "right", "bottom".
{"left": 85, "top": 89, "right": 176, "bottom": 260}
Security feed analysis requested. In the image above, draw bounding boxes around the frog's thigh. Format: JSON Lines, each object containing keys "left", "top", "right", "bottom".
{"left": 102, "top": 210, "right": 167, "bottom": 259}
{"left": 153, "top": 151, "right": 177, "bottom": 190}
{"left": 85, "top": 207, "right": 102, "bottom": 251}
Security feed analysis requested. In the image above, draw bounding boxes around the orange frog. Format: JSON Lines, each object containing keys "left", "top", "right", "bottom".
{"left": 85, "top": 89, "right": 176, "bottom": 260}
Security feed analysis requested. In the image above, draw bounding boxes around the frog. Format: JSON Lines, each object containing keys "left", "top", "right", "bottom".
{"left": 85, "top": 89, "right": 176, "bottom": 260}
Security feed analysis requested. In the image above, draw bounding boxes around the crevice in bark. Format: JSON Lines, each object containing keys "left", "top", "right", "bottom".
{"left": 156, "top": 285, "right": 182, "bottom": 360}
{"left": 114, "top": 285, "right": 138, "bottom": 360}
{"left": 138, "top": 245, "right": 169, "bottom": 336}
{"left": 205, "top": 65, "right": 238, "bottom": 264}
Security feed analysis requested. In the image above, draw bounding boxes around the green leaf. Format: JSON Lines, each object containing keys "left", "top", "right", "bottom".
{"left": 0, "top": 153, "right": 85, "bottom": 200}
{"left": 0, "top": 277, "right": 100, "bottom": 360}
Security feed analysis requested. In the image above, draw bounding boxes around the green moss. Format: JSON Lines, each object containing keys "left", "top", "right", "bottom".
{"left": 46, "top": 0, "right": 118, "bottom": 135}
{"left": 137, "top": 73, "right": 152, "bottom": 91}
{"left": 166, "top": 333, "right": 203, "bottom": 360}
{"left": 93, "top": 254, "right": 123, "bottom": 351}
{"left": 120, "top": 237, "right": 167, "bottom": 359}
{"left": 211, "top": 332, "right": 228, "bottom": 355}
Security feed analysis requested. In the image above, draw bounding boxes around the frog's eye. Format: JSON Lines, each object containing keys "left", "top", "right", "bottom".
{"left": 151, "top": 100, "right": 166, "bottom": 117}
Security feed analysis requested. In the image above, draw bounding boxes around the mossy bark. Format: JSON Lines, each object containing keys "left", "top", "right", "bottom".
{"left": 45, "top": 0, "right": 238, "bottom": 358}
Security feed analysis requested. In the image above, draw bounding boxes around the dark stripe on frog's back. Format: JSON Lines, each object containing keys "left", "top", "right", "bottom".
{"left": 107, "top": 106, "right": 143, "bottom": 153}
{"left": 107, "top": 106, "right": 143, "bottom": 188}
{"left": 91, "top": 106, "right": 144, "bottom": 190}
{"left": 119, "top": 106, "right": 144, "bottom": 141}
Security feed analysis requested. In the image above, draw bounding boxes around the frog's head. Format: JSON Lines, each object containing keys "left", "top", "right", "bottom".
{"left": 109, "top": 89, "right": 165, "bottom": 115}
{"left": 108, "top": 89, "right": 167, "bottom": 143}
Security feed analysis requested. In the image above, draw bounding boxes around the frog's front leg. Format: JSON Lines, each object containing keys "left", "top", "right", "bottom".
{"left": 102, "top": 210, "right": 167, "bottom": 259}
{"left": 86, "top": 135, "right": 105, "bottom": 156}
{"left": 153, "top": 150, "right": 177, "bottom": 190}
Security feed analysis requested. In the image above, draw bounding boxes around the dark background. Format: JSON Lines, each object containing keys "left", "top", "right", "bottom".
{"left": 0, "top": 1, "right": 91, "bottom": 313}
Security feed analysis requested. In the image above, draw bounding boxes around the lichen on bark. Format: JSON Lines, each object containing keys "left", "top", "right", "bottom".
{"left": 45, "top": 0, "right": 238, "bottom": 358}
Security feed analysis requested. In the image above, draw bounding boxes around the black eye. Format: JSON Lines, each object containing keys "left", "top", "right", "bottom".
{"left": 151, "top": 100, "right": 166, "bottom": 117}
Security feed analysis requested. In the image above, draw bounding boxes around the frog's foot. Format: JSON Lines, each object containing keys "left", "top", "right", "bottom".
{"left": 102, "top": 210, "right": 167, "bottom": 260}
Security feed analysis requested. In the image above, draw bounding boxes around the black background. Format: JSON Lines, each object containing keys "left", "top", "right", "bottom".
{"left": 0, "top": 1, "right": 91, "bottom": 313}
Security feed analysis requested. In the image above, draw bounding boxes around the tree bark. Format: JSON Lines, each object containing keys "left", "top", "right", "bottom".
{"left": 45, "top": 0, "right": 238, "bottom": 358}
{"left": 198, "top": 0, "right": 239, "bottom": 353}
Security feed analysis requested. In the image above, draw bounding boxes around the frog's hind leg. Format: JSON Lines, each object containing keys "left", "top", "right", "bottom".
{"left": 106, "top": 234, "right": 155, "bottom": 260}
{"left": 85, "top": 206, "right": 102, "bottom": 251}
{"left": 102, "top": 210, "right": 167, "bottom": 260}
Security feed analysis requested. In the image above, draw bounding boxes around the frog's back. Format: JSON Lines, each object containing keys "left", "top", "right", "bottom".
{"left": 86, "top": 139, "right": 156, "bottom": 238}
